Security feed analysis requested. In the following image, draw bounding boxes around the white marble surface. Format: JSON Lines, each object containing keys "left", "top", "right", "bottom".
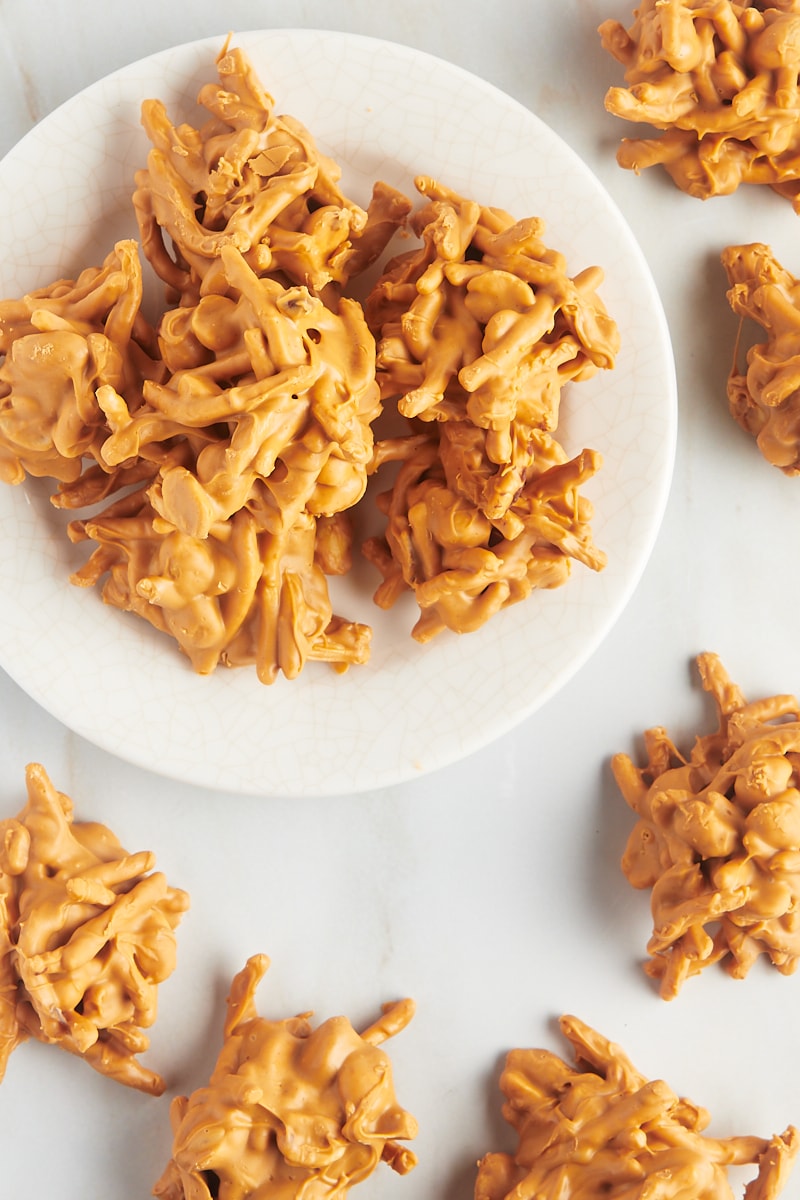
{"left": 0, "top": 2, "right": 799, "bottom": 1198}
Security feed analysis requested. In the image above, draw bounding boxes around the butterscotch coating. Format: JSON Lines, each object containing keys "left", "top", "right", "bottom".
{"left": 366, "top": 176, "right": 618, "bottom": 522}
{"left": 475, "top": 1015, "right": 798, "bottom": 1200}
{"left": 69, "top": 490, "right": 371, "bottom": 683}
{"left": 0, "top": 241, "right": 162, "bottom": 484}
{"left": 61, "top": 239, "right": 382, "bottom": 680}
{"left": 134, "top": 42, "right": 410, "bottom": 300}
{"left": 613, "top": 652, "right": 800, "bottom": 998}
{"left": 0, "top": 763, "right": 188, "bottom": 1093}
{"left": 361, "top": 177, "right": 613, "bottom": 639}
{"left": 153, "top": 955, "right": 417, "bottom": 1200}
{"left": 363, "top": 431, "right": 603, "bottom": 642}
{"left": 600, "top": 2, "right": 800, "bottom": 207}
{"left": 721, "top": 242, "right": 800, "bottom": 472}
{"left": 97, "top": 245, "right": 382, "bottom": 542}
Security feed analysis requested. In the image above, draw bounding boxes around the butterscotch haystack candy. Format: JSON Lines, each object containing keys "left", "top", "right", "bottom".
{"left": 721, "top": 242, "right": 800, "bottom": 472}
{"left": 0, "top": 763, "right": 188, "bottom": 1093}
{"left": 0, "top": 240, "right": 162, "bottom": 485}
{"left": 366, "top": 176, "right": 618, "bottom": 521}
{"left": 599, "top": 1, "right": 800, "bottom": 208}
{"left": 134, "top": 39, "right": 410, "bottom": 301}
{"left": 612, "top": 652, "right": 800, "bottom": 999}
{"left": 61, "top": 260, "right": 378, "bottom": 680}
{"left": 363, "top": 432, "right": 604, "bottom": 642}
{"left": 62, "top": 240, "right": 378, "bottom": 682}
{"left": 362, "top": 176, "right": 615, "bottom": 640}
{"left": 153, "top": 954, "right": 418, "bottom": 1200}
{"left": 69, "top": 491, "right": 372, "bottom": 684}
{"left": 95, "top": 246, "right": 382, "bottom": 540}
{"left": 475, "top": 1015, "right": 798, "bottom": 1200}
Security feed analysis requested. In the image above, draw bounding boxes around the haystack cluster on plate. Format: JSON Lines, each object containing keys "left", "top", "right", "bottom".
{"left": 0, "top": 41, "right": 619, "bottom": 685}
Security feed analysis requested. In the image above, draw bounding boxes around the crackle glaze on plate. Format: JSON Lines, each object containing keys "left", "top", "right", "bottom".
{"left": 0, "top": 30, "right": 676, "bottom": 796}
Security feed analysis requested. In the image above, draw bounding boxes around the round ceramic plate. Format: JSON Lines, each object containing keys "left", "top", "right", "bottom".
{"left": 0, "top": 30, "right": 675, "bottom": 797}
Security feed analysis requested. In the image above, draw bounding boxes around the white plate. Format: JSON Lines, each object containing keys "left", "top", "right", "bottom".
{"left": 0, "top": 30, "right": 675, "bottom": 797}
